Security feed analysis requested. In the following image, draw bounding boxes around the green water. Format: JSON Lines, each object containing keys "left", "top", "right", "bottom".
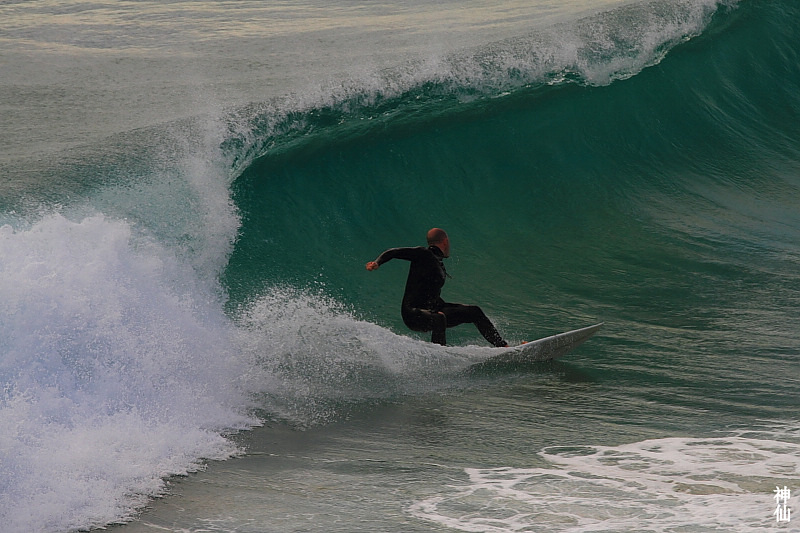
{"left": 2, "top": 0, "right": 799, "bottom": 531}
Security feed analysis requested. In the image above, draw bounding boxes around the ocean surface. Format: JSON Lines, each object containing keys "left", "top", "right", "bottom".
{"left": 2, "top": 0, "right": 800, "bottom": 531}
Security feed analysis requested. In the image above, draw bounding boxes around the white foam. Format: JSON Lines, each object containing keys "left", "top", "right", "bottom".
{"left": 0, "top": 214, "right": 258, "bottom": 533}
{"left": 410, "top": 423, "right": 800, "bottom": 532}
{"left": 234, "top": 287, "right": 493, "bottom": 426}
{"left": 0, "top": 213, "right": 497, "bottom": 531}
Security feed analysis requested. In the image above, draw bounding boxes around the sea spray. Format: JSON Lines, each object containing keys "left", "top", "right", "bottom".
{"left": 234, "top": 286, "right": 499, "bottom": 427}
{"left": 0, "top": 214, "right": 257, "bottom": 532}
{"left": 2, "top": 0, "right": 797, "bottom": 531}
{"left": 221, "top": 0, "right": 736, "bottom": 171}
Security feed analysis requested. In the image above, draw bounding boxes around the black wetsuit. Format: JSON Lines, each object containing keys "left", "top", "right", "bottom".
{"left": 374, "top": 246, "right": 506, "bottom": 347}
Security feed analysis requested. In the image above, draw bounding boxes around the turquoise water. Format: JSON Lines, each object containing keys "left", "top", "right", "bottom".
{"left": 1, "top": 1, "right": 799, "bottom": 531}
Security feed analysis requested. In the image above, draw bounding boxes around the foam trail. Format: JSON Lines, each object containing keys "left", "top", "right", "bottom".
{"left": 410, "top": 423, "right": 800, "bottom": 532}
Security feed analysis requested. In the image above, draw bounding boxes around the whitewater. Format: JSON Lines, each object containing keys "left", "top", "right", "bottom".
{"left": 2, "top": 0, "right": 799, "bottom": 531}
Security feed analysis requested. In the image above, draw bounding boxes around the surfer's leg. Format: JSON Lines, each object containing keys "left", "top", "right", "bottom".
{"left": 440, "top": 303, "right": 507, "bottom": 347}
{"left": 402, "top": 308, "right": 448, "bottom": 345}
{"left": 430, "top": 311, "right": 447, "bottom": 346}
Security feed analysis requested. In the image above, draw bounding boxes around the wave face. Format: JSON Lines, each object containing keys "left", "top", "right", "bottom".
{"left": 2, "top": 0, "right": 800, "bottom": 531}
{"left": 225, "top": 0, "right": 800, "bottom": 344}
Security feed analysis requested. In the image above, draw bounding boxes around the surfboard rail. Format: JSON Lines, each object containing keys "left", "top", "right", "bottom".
{"left": 485, "top": 322, "right": 603, "bottom": 364}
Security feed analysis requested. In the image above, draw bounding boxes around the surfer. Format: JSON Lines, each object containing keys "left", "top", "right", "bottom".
{"left": 366, "top": 228, "right": 508, "bottom": 347}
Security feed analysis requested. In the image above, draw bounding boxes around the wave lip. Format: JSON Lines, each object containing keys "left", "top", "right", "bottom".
{"left": 439, "top": 0, "right": 732, "bottom": 89}
{"left": 223, "top": 0, "right": 735, "bottom": 170}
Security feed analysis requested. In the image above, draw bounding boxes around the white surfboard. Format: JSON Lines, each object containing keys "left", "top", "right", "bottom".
{"left": 484, "top": 323, "right": 603, "bottom": 364}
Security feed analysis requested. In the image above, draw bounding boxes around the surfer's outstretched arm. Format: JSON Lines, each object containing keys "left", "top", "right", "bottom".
{"left": 366, "top": 247, "right": 427, "bottom": 272}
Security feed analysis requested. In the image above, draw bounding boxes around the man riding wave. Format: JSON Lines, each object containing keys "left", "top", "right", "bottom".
{"left": 366, "top": 228, "right": 508, "bottom": 347}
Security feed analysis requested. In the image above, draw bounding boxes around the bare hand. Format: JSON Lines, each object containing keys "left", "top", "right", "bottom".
{"left": 365, "top": 261, "right": 379, "bottom": 271}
